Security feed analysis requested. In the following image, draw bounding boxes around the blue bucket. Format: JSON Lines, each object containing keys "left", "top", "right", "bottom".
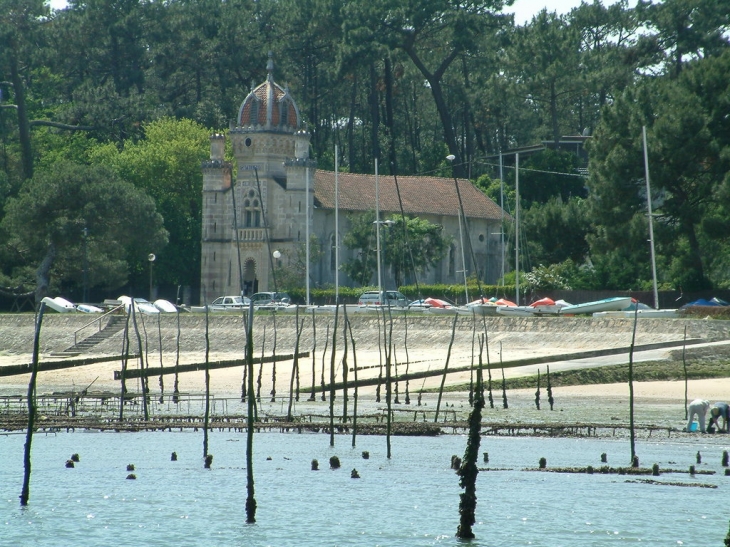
{"left": 689, "top": 422, "right": 698, "bottom": 432}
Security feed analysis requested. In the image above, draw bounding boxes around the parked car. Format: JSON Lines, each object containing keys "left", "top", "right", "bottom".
{"left": 251, "top": 292, "right": 291, "bottom": 308}
{"left": 357, "top": 290, "right": 408, "bottom": 308}
{"left": 208, "top": 295, "right": 250, "bottom": 311}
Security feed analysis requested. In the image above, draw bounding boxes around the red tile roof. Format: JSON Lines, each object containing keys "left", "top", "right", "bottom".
{"left": 314, "top": 170, "right": 504, "bottom": 221}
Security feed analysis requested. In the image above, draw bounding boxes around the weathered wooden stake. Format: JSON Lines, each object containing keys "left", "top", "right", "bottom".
{"left": 203, "top": 300, "right": 211, "bottom": 460}
{"left": 320, "top": 323, "right": 329, "bottom": 401}
{"left": 308, "top": 309, "right": 317, "bottom": 401}
{"left": 535, "top": 369, "right": 541, "bottom": 410}
{"left": 270, "top": 313, "right": 278, "bottom": 402}
{"left": 329, "top": 303, "right": 339, "bottom": 448}
{"left": 628, "top": 305, "right": 639, "bottom": 465}
{"left": 257, "top": 325, "right": 266, "bottom": 402}
{"left": 173, "top": 285, "right": 181, "bottom": 403}
{"left": 118, "top": 311, "right": 131, "bottom": 420}
{"left": 157, "top": 314, "right": 164, "bottom": 403}
{"left": 287, "top": 308, "right": 303, "bottom": 421}
{"left": 434, "top": 315, "right": 459, "bottom": 422}
{"left": 348, "top": 314, "right": 359, "bottom": 448}
{"left": 20, "top": 303, "right": 45, "bottom": 506}
{"left": 546, "top": 365, "right": 554, "bottom": 410}
{"left": 245, "top": 300, "right": 257, "bottom": 523}
{"left": 341, "top": 304, "right": 349, "bottom": 422}
{"left": 130, "top": 304, "right": 149, "bottom": 420}
{"left": 456, "top": 360, "right": 484, "bottom": 540}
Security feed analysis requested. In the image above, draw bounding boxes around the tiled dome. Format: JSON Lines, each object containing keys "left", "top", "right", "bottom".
{"left": 237, "top": 53, "right": 301, "bottom": 133}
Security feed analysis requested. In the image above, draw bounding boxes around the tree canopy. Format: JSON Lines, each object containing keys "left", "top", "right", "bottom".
{"left": 0, "top": 0, "right": 729, "bottom": 300}
{"left": 1, "top": 160, "right": 168, "bottom": 302}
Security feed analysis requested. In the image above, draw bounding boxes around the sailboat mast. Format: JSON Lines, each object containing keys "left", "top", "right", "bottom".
{"left": 376, "top": 159, "right": 382, "bottom": 302}
{"left": 305, "top": 164, "right": 310, "bottom": 307}
{"left": 515, "top": 152, "right": 520, "bottom": 306}
{"left": 335, "top": 145, "right": 339, "bottom": 301}
{"left": 642, "top": 126, "right": 659, "bottom": 309}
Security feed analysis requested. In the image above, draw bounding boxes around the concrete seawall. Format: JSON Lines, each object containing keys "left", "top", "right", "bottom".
{"left": 2, "top": 311, "right": 729, "bottom": 363}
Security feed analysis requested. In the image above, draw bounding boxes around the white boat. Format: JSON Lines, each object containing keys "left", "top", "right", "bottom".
{"left": 154, "top": 299, "right": 178, "bottom": 313}
{"left": 77, "top": 304, "right": 104, "bottom": 313}
{"left": 593, "top": 308, "right": 680, "bottom": 319}
{"left": 496, "top": 305, "right": 534, "bottom": 317}
{"left": 41, "top": 296, "right": 76, "bottom": 313}
{"left": 528, "top": 297, "right": 571, "bottom": 316}
{"left": 118, "top": 295, "right": 160, "bottom": 315}
{"left": 559, "top": 297, "right": 633, "bottom": 315}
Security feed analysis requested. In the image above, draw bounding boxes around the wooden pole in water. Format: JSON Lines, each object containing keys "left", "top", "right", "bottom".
{"left": 308, "top": 309, "right": 317, "bottom": 401}
{"left": 628, "top": 304, "right": 639, "bottom": 464}
{"left": 20, "top": 302, "right": 45, "bottom": 506}
{"left": 435, "top": 315, "right": 458, "bottom": 422}
{"left": 535, "top": 369, "right": 541, "bottom": 410}
{"left": 270, "top": 313, "right": 278, "bottom": 402}
{"left": 119, "top": 311, "right": 131, "bottom": 420}
{"left": 404, "top": 310, "right": 411, "bottom": 404}
{"left": 245, "top": 300, "right": 257, "bottom": 523}
{"left": 320, "top": 323, "right": 329, "bottom": 401}
{"left": 287, "top": 308, "right": 303, "bottom": 421}
{"left": 376, "top": 308, "right": 383, "bottom": 402}
{"left": 469, "top": 314, "right": 476, "bottom": 406}
{"left": 682, "top": 325, "right": 688, "bottom": 420}
{"left": 348, "top": 315, "right": 359, "bottom": 448}
{"left": 546, "top": 365, "right": 554, "bottom": 410}
{"left": 500, "top": 341, "right": 508, "bottom": 409}
{"left": 256, "top": 326, "right": 266, "bottom": 403}
{"left": 131, "top": 304, "right": 149, "bottom": 420}
{"left": 384, "top": 307, "right": 394, "bottom": 458}
{"left": 173, "top": 286, "right": 181, "bottom": 403}
{"left": 329, "top": 303, "right": 339, "bottom": 447}
{"left": 456, "top": 336, "right": 484, "bottom": 539}
{"left": 203, "top": 300, "right": 211, "bottom": 460}
{"left": 157, "top": 313, "right": 164, "bottom": 403}
{"left": 341, "top": 304, "right": 349, "bottom": 422}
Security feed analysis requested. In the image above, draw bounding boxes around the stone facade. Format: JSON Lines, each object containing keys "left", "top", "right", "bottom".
{"left": 200, "top": 58, "right": 507, "bottom": 302}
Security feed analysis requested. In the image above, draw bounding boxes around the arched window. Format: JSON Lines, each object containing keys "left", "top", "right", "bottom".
{"left": 243, "top": 191, "right": 261, "bottom": 228}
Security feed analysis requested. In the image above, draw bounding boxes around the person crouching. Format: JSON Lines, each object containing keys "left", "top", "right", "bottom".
{"left": 686, "top": 399, "right": 710, "bottom": 433}
{"left": 708, "top": 402, "right": 730, "bottom": 433}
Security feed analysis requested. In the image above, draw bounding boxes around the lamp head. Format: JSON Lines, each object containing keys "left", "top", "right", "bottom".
{"left": 446, "top": 154, "right": 456, "bottom": 161}
{"left": 148, "top": 253, "right": 156, "bottom": 262}
{"left": 273, "top": 250, "right": 282, "bottom": 259}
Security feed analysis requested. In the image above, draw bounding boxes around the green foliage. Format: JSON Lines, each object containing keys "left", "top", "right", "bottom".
{"left": 519, "top": 149, "right": 586, "bottom": 206}
{"left": 274, "top": 236, "right": 324, "bottom": 290}
{"left": 0, "top": 160, "right": 167, "bottom": 298}
{"left": 523, "top": 264, "right": 572, "bottom": 291}
{"left": 341, "top": 212, "right": 451, "bottom": 287}
{"left": 88, "top": 117, "right": 209, "bottom": 289}
{"left": 521, "top": 196, "right": 591, "bottom": 266}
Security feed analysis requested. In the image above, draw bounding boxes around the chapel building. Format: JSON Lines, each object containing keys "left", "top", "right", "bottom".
{"left": 200, "top": 56, "right": 507, "bottom": 302}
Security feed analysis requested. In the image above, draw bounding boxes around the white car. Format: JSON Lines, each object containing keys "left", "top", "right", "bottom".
{"left": 208, "top": 295, "right": 251, "bottom": 311}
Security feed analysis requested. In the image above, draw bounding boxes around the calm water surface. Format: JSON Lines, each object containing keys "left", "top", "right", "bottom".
{"left": 2, "top": 431, "right": 728, "bottom": 546}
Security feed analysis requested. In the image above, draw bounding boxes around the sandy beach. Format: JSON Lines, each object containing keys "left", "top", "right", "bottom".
{"left": 2, "top": 312, "right": 730, "bottom": 436}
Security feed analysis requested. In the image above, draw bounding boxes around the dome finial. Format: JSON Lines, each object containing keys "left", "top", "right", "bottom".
{"left": 267, "top": 51, "right": 274, "bottom": 81}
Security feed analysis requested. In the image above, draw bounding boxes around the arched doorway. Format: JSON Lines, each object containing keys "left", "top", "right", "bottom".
{"left": 243, "top": 258, "right": 258, "bottom": 295}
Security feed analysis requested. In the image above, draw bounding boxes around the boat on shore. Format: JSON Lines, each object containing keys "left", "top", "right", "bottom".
{"left": 559, "top": 296, "right": 633, "bottom": 315}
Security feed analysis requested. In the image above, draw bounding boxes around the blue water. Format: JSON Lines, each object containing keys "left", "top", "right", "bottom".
{"left": 2, "top": 432, "right": 728, "bottom": 546}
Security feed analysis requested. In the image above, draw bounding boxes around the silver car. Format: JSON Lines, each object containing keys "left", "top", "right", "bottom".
{"left": 208, "top": 295, "right": 250, "bottom": 311}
